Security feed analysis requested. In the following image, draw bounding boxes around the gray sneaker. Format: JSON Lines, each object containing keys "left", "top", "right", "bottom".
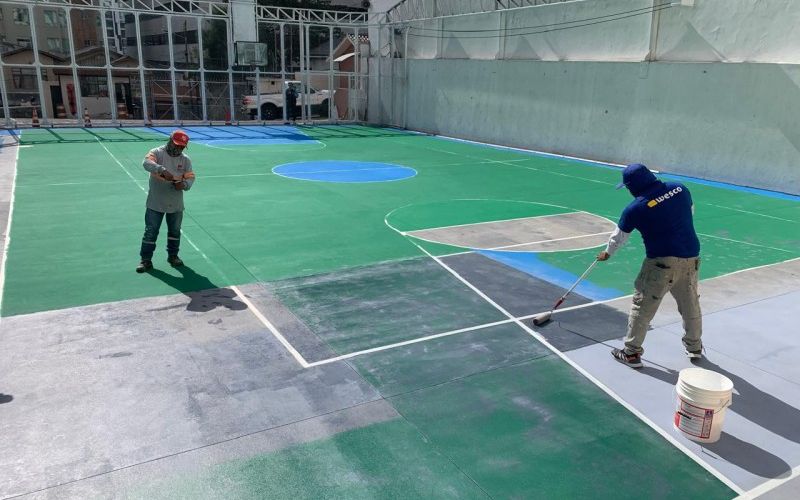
{"left": 686, "top": 348, "right": 703, "bottom": 360}
{"left": 611, "top": 348, "right": 643, "bottom": 369}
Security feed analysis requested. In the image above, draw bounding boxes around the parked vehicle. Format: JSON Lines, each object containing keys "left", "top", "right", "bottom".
{"left": 241, "top": 81, "right": 332, "bottom": 120}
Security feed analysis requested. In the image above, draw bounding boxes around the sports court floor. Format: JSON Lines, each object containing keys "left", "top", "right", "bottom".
{"left": 0, "top": 124, "right": 798, "bottom": 499}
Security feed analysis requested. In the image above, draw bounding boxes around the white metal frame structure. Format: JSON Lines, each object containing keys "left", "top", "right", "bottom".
{"left": 0, "top": 0, "right": 369, "bottom": 128}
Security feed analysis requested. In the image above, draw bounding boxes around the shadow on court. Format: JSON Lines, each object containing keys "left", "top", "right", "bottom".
{"left": 148, "top": 265, "right": 247, "bottom": 312}
{"left": 640, "top": 361, "right": 797, "bottom": 478}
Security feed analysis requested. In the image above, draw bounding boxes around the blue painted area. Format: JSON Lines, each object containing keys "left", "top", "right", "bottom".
{"left": 479, "top": 249, "right": 624, "bottom": 301}
{"left": 432, "top": 134, "right": 800, "bottom": 201}
{"left": 137, "top": 126, "right": 318, "bottom": 146}
{"left": 274, "top": 161, "right": 417, "bottom": 183}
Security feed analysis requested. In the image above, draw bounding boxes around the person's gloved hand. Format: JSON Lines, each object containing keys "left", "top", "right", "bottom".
{"left": 596, "top": 250, "right": 610, "bottom": 261}
{"left": 160, "top": 168, "right": 175, "bottom": 181}
{"left": 173, "top": 181, "right": 187, "bottom": 190}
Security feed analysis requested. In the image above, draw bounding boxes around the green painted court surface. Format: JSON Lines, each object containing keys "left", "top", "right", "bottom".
{"left": 4, "top": 125, "right": 798, "bottom": 497}
{"left": 5, "top": 125, "right": 798, "bottom": 317}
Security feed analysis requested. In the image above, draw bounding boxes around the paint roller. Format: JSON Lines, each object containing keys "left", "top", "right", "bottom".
{"left": 532, "top": 259, "right": 599, "bottom": 326}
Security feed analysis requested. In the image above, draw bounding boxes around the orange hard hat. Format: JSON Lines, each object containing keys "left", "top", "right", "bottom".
{"left": 170, "top": 130, "right": 190, "bottom": 147}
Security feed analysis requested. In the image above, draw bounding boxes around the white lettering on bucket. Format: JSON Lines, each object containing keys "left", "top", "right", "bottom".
{"left": 673, "top": 367, "right": 733, "bottom": 444}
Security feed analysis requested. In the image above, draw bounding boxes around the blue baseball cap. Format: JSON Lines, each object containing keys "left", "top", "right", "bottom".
{"left": 616, "top": 163, "right": 658, "bottom": 190}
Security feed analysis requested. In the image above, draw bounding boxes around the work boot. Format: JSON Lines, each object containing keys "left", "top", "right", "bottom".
{"left": 136, "top": 260, "right": 153, "bottom": 273}
{"left": 611, "top": 348, "right": 643, "bottom": 369}
{"left": 167, "top": 255, "right": 184, "bottom": 267}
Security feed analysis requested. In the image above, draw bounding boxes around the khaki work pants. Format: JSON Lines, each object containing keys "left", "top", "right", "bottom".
{"left": 624, "top": 256, "right": 702, "bottom": 355}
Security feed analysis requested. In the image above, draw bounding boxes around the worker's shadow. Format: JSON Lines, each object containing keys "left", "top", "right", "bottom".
{"left": 640, "top": 359, "right": 797, "bottom": 478}
{"left": 148, "top": 265, "right": 247, "bottom": 313}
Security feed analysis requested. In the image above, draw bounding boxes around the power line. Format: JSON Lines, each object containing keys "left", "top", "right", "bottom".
{"left": 403, "top": 3, "right": 673, "bottom": 39}
{"left": 403, "top": 4, "right": 667, "bottom": 33}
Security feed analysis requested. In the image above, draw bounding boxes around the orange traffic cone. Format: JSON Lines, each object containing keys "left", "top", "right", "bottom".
{"left": 83, "top": 108, "right": 92, "bottom": 128}
{"left": 32, "top": 108, "right": 40, "bottom": 128}
{"left": 224, "top": 109, "right": 231, "bottom": 126}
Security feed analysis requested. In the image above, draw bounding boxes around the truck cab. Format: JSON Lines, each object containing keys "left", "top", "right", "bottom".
{"left": 241, "top": 80, "right": 332, "bottom": 120}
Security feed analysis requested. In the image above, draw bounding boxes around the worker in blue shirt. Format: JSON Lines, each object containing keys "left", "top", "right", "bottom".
{"left": 597, "top": 163, "right": 702, "bottom": 369}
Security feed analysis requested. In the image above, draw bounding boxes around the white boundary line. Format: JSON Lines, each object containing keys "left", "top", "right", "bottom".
{"left": 402, "top": 237, "right": 744, "bottom": 495}
{"left": 305, "top": 255, "right": 800, "bottom": 366}
{"left": 0, "top": 142, "right": 20, "bottom": 316}
{"left": 95, "top": 140, "right": 309, "bottom": 366}
{"left": 386, "top": 199, "right": 618, "bottom": 254}
{"left": 697, "top": 232, "right": 795, "bottom": 254}
{"left": 305, "top": 318, "right": 514, "bottom": 368}
{"left": 231, "top": 285, "right": 310, "bottom": 368}
{"left": 705, "top": 203, "right": 798, "bottom": 224}
{"left": 735, "top": 464, "right": 800, "bottom": 499}
{"left": 404, "top": 211, "right": 577, "bottom": 234}
{"left": 490, "top": 230, "right": 613, "bottom": 251}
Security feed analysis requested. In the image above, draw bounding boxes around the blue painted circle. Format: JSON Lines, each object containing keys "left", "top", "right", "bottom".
{"left": 273, "top": 161, "right": 416, "bottom": 183}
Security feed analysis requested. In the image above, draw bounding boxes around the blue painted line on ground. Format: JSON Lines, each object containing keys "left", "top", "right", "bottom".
{"left": 128, "top": 126, "right": 318, "bottom": 146}
{"left": 478, "top": 249, "right": 624, "bottom": 301}
{"left": 273, "top": 161, "right": 416, "bottom": 183}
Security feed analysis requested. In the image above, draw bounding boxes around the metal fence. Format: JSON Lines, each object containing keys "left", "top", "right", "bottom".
{"left": 0, "top": 0, "right": 369, "bottom": 127}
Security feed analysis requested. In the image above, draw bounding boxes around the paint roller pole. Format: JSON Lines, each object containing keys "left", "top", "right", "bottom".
{"left": 532, "top": 259, "right": 600, "bottom": 326}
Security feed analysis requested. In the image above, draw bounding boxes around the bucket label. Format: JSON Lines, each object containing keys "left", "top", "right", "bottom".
{"left": 674, "top": 397, "right": 714, "bottom": 439}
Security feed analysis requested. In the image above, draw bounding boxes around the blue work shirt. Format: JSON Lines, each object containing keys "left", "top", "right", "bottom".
{"left": 618, "top": 181, "right": 700, "bottom": 258}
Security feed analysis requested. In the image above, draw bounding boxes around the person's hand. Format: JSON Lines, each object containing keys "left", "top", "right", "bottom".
{"left": 596, "top": 250, "right": 610, "bottom": 261}
{"left": 161, "top": 169, "right": 175, "bottom": 181}
{"left": 173, "top": 181, "right": 187, "bottom": 190}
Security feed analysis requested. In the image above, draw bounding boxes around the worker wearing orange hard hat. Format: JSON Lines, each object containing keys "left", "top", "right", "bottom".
{"left": 136, "top": 130, "right": 196, "bottom": 273}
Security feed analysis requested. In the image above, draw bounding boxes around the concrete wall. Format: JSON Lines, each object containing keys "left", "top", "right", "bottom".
{"left": 394, "top": 58, "right": 800, "bottom": 194}
{"left": 368, "top": 0, "right": 800, "bottom": 194}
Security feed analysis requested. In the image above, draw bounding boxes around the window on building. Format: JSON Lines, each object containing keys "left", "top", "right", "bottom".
{"left": 43, "top": 9, "right": 66, "bottom": 27}
{"left": 47, "top": 38, "right": 69, "bottom": 51}
{"left": 17, "top": 38, "right": 32, "bottom": 48}
{"left": 10, "top": 68, "right": 37, "bottom": 90}
{"left": 80, "top": 76, "right": 109, "bottom": 97}
{"left": 13, "top": 8, "right": 30, "bottom": 25}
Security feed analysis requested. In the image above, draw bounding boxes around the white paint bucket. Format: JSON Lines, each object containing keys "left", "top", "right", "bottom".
{"left": 674, "top": 367, "right": 733, "bottom": 444}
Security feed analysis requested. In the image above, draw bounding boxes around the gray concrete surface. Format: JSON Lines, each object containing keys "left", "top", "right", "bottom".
{"left": 11, "top": 400, "right": 398, "bottom": 500}
{"left": 408, "top": 211, "right": 615, "bottom": 251}
{"left": 0, "top": 284, "right": 383, "bottom": 498}
{"left": 565, "top": 290, "right": 800, "bottom": 493}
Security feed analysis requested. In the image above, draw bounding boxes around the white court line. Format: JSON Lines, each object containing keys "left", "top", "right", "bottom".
{"left": 735, "top": 464, "right": 800, "bottom": 499}
{"left": 390, "top": 201, "right": 617, "bottom": 254}
{"left": 402, "top": 237, "right": 744, "bottom": 495}
{"left": 697, "top": 232, "right": 795, "bottom": 254}
{"left": 404, "top": 211, "right": 578, "bottom": 235}
{"left": 306, "top": 255, "right": 800, "bottom": 367}
{"left": 96, "top": 140, "right": 307, "bottom": 366}
{"left": 305, "top": 319, "right": 514, "bottom": 367}
{"left": 0, "top": 142, "right": 20, "bottom": 316}
{"left": 705, "top": 203, "right": 798, "bottom": 223}
{"left": 416, "top": 139, "right": 617, "bottom": 186}
{"left": 489, "top": 230, "right": 613, "bottom": 251}
{"left": 231, "top": 285, "right": 310, "bottom": 368}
